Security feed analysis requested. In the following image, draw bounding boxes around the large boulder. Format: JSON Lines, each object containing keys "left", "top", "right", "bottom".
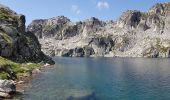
{"left": 0, "top": 80, "right": 16, "bottom": 98}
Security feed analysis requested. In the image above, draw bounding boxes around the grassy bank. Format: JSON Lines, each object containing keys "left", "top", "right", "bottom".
{"left": 0, "top": 56, "right": 42, "bottom": 80}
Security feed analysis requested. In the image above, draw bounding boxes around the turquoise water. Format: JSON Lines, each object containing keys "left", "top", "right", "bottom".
{"left": 21, "top": 57, "right": 170, "bottom": 100}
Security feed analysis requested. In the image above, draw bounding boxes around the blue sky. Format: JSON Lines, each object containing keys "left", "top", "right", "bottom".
{"left": 0, "top": 0, "right": 169, "bottom": 25}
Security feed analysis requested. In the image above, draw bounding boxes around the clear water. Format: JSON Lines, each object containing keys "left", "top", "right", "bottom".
{"left": 20, "top": 57, "right": 170, "bottom": 100}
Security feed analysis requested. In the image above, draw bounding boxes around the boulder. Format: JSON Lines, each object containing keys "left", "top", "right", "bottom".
{"left": 0, "top": 80, "right": 16, "bottom": 98}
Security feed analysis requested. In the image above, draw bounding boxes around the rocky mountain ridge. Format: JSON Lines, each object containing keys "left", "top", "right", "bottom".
{"left": 28, "top": 2, "right": 170, "bottom": 58}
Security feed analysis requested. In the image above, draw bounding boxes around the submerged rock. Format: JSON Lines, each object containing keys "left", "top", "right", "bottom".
{"left": 67, "top": 92, "right": 97, "bottom": 100}
{"left": 66, "top": 89, "right": 98, "bottom": 100}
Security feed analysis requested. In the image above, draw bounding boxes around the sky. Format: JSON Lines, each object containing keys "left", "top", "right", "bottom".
{"left": 0, "top": 0, "right": 169, "bottom": 25}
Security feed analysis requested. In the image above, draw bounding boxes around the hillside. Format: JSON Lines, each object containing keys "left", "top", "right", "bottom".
{"left": 0, "top": 4, "right": 54, "bottom": 63}
{"left": 28, "top": 2, "right": 170, "bottom": 58}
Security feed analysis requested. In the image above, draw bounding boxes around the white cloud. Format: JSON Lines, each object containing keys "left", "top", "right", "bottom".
{"left": 71, "top": 5, "right": 81, "bottom": 14}
{"left": 97, "top": 1, "right": 109, "bottom": 10}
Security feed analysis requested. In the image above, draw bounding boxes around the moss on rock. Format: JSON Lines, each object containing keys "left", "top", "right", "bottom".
{"left": 0, "top": 56, "right": 42, "bottom": 80}
{"left": 0, "top": 8, "right": 17, "bottom": 22}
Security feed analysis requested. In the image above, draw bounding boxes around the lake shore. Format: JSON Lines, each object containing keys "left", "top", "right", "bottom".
{"left": 15, "top": 64, "right": 54, "bottom": 97}
{"left": 0, "top": 63, "right": 54, "bottom": 99}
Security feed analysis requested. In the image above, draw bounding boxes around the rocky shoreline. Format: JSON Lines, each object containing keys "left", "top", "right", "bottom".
{"left": 0, "top": 63, "right": 52, "bottom": 99}
{"left": 0, "top": 3, "right": 55, "bottom": 99}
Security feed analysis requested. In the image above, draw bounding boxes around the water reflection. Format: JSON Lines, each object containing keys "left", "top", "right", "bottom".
{"left": 20, "top": 57, "right": 170, "bottom": 100}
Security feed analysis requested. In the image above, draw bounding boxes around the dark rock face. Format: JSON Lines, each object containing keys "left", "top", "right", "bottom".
{"left": 168, "top": 49, "right": 170, "bottom": 58}
{"left": 0, "top": 4, "right": 54, "bottom": 64}
{"left": 17, "top": 14, "right": 26, "bottom": 33}
{"left": 61, "top": 49, "right": 73, "bottom": 57}
{"left": 61, "top": 46, "right": 95, "bottom": 57}
{"left": 73, "top": 47, "right": 84, "bottom": 57}
{"left": 62, "top": 25, "right": 80, "bottom": 39}
{"left": 91, "top": 37, "right": 114, "bottom": 52}
{"left": 83, "top": 46, "right": 95, "bottom": 57}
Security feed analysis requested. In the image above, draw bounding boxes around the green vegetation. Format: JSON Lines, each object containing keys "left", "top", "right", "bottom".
{"left": 26, "top": 36, "right": 32, "bottom": 44}
{"left": 0, "top": 27, "right": 12, "bottom": 46}
{"left": 141, "top": 12, "right": 149, "bottom": 19}
{"left": 0, "top": 72, "right": 8, "bottom": 79}
{"left": 0, "top": 56, "right": 42, "bottom": 79}
{"left": 160, "top": 47, "right": 169, "bottom": 53}
{"left": 0, "top": 32, "right": 12, "bottom": 46}
{"left": 0, "top": 8, "right": 17, "bottom": 21}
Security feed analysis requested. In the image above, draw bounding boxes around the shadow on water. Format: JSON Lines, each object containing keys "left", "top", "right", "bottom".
{"left": 11, "top": 91, "right": 24, "bottom": 99}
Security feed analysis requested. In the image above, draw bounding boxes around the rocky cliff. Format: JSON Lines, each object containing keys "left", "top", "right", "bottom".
{"left": 28, "top": 2, "right": 170, "bottom": 58}
{"left": 0, "top": 4, "right": 54, "bottom": 64}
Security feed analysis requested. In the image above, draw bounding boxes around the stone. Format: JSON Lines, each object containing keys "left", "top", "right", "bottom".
{"left": 32, "top": 69, "right": 41, "bottom": 74}
{"left": 0, "top": 92, "right": 10, "bottom": 98}
{"left": 0, "top": 80, "right": 16, "bottom": 98}
{"left": 17, "top": 81, "right": 25, "bottom": 84}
